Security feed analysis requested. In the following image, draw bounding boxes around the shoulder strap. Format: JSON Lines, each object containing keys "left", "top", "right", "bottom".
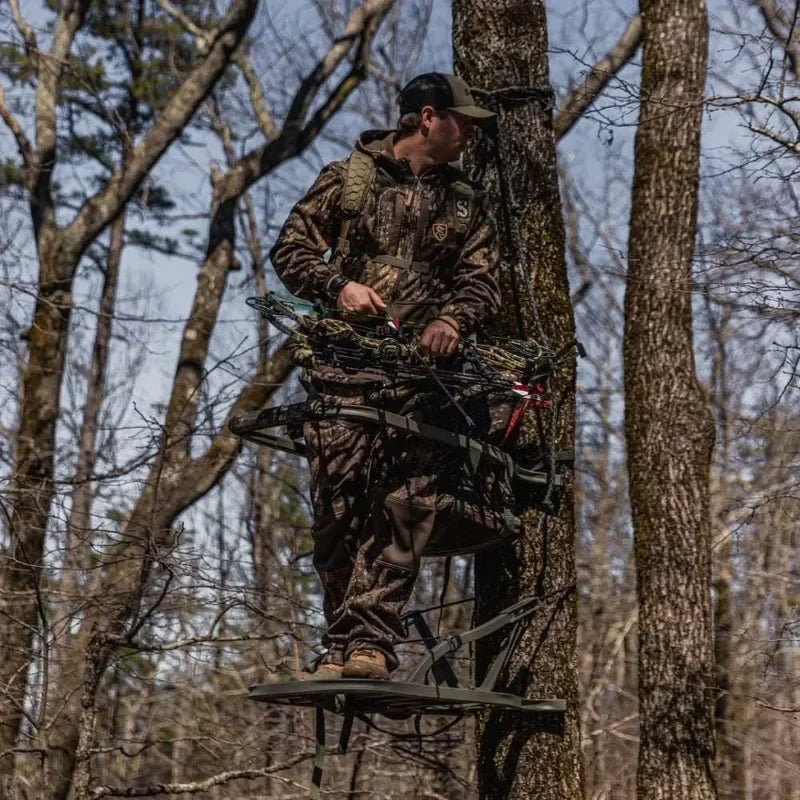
{"left": 340, "top": 149, "right": 375, "bottom": 217}
{"left": 332, "top": 150, "right": 375, "bottom": 265}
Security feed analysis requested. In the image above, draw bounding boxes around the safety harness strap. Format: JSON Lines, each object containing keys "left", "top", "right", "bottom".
{"left": 364, "top": 253, "right": 434, "bottom": 274}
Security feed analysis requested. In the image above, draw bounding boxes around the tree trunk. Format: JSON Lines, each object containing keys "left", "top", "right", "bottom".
{"left": 63, "top": 210, "right": 126, "bottom": 601}
{"left": 624, "top": 1, "right": 716, "bottom": 798}
{"left": 453, "top": 2, "right": 584, "bottom": 798}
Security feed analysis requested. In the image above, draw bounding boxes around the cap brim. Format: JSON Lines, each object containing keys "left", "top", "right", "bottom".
{"left": 448, "top": 104, "right": 496, "bottom": 120}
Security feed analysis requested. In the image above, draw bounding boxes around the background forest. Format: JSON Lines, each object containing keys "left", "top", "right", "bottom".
{"left": 0, "top": 0, "right": 797, "bottom": 798}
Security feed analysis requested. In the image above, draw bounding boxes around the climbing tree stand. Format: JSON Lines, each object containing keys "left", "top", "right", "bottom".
{"left": 233, "top": 282, "right": 578, "bottom": 795}
{"left": 248, "top": 593, "right": 566, "bottom": 797}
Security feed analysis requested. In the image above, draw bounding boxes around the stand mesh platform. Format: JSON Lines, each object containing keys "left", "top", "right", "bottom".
{"left": 249, "top": 678, "right": 566, "bottom": 718}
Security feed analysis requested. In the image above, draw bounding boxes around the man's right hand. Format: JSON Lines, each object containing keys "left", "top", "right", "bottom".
{"left": 336, "top": 281, "right": 387, "bottom": 317}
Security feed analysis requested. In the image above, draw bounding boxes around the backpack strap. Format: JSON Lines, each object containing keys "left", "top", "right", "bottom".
{"left": 340, "top": 150, "right": 375, "bottom": 216}
{"left": 331, "top": 150, "right": 375, "bottom": 268}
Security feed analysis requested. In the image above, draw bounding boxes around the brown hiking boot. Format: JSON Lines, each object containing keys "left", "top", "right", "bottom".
{"left": 342, "top": 648, "right": 391, "bottom": 680}
{"left": 298, "top": 662, "right": 344, "bottom": 681}
{"left": 263, "top": 659, "right": 343, "bottom": 683}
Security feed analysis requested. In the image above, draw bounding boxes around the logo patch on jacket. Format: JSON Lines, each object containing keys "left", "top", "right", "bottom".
{"left": 455, "top": 199, "right": 471, "bottom": 219}
{"left": 431, "top": 222, "right": 448, "bottom": 242}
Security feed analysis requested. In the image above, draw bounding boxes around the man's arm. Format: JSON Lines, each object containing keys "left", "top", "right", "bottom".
{"left": 438, "top": 197, "right": 501, "bottom": 336}
{"left": 269, "top": 163, "right": 346, "bottom": 302}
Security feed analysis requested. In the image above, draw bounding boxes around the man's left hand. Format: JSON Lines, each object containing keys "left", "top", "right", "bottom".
{"left": 420, "top": 317, "right": 460, "bottom": 357}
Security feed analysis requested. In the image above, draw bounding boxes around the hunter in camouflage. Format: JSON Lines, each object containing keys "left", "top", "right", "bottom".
{"left": 269, "top": 73, "right": 501, "bottom": 680}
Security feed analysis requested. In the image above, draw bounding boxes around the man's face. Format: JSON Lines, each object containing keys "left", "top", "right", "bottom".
{"left": 423, "top": 107, "right": 476, "bottom": 163}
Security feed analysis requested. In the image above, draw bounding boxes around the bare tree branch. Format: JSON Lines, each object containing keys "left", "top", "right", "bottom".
{"left": 8, "top": 0, "right": 38, "bottom": 54}
{"left": 554, "top": 14, "right": 642, "bottom": 140}
{"left": 160, "top": 0, "right": 296, "bottom": 147}
{"left": 749, "top": 119, "right": 800, "bottom": 153}
{"left": 220, "top": 0, "right": 394, "bottom": 200}
{"left": 754, "top": 0, "right": 800, "bottom": 78}
{"left": 89, "top": 754, "right": 313, "bottom": 798}
{"left": 63, "top": 0, "right": 259, "bottom": 259}
{"left": 29, "top": 0, "right": 91, "bottom": 240}
{"left": 155, "top": 0, "right": 213, "bottom": 51}
{"left": 233, "top": 50, "right": 281, "bottom": 141}
{"left": 0, "top": 86, "right": 33, "bottom": 167}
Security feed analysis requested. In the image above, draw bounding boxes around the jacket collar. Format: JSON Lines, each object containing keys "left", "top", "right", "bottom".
{"left": 355, "top": 129, "right": 454, "bottom": 181}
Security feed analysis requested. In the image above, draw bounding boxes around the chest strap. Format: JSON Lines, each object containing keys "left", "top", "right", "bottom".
{"left": 364, "top": 254, "right": 434, "bottom": 275}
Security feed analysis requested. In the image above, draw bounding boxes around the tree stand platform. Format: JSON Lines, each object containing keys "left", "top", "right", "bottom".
{"left": 248, "top": 594, "right": 566, "bottom": 797}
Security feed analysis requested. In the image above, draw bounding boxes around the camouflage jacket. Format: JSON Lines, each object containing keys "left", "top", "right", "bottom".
{"left": 269, "top": 130, "right": 501, "bottom": 335}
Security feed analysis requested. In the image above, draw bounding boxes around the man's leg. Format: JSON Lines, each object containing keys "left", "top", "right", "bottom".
{"left": 327, "top": 434, "right": 443, "bottom": 677}
{"left": 303, "top": 417, "right": 373, "bottom": 665}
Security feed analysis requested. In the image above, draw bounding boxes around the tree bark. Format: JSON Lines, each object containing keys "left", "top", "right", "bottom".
{"left": 624, "top": 1, "right": 716, "bottom": 798}
{"left": 453, "top": 2, "right": 584, "bottom": 798}
{"left": 62, "top": 211, "right": 126, "bottom": 602}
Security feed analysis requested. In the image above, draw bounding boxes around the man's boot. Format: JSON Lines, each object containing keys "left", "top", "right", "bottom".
{"left": 298, "top": 662, "right": 344, "bottom": 681}
{"left": 342, "top": 647, "right": 390, "bottom": 680}
{"left": 264, "top": 651, "right": 344, "bottom": 683}
{"left": 299, "top": 648, "right": 345, "bottom": 681}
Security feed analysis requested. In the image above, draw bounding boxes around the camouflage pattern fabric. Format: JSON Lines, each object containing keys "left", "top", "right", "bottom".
{"left": 269, "top": 130, "right": 501, "bottom": 334}
{"left": 302, "top": 381, "right": 519, "bottom": 670}
{"left": 271, "top": 130, "right": 502, "bottom": 671}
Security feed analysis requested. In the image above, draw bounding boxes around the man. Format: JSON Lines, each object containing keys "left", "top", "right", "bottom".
{"left": 269, "top": 73, "right": 501, "bottom": 680}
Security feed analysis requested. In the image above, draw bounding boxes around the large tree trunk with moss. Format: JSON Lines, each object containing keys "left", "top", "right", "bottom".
{"left": 624, "top": 1, "right": 716, "bottom": 797}
{"left": 453, "top": 2, "right": 584, "bottom": 797}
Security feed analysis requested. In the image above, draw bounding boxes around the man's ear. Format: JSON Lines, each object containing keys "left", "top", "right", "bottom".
{"left": 420, "top": 105, "right": 436, "bottom": 135}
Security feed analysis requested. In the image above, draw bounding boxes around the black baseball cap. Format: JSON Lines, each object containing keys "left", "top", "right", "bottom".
{"left": 398, "top": 73, "right": 495, "bottom": 123}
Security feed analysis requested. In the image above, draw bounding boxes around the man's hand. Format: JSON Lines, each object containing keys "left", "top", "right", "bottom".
{"left": 420, "top": 316, "right": 460, "bottom": 357}
{"left": 337, "top": 281, "right": 387, "bottom": 317}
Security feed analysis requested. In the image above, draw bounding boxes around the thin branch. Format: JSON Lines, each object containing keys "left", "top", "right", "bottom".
{"left": 109, "top": 632, "right": 284, "bottom": 652}
{"left": 155, "top": 0, "right": 214, "bottom": 53}
{"left": 284, "top": 0, "right": 392, "bottom": 129}
{"left": 754, "top": 0, "right": 800, "bottom": 78}
{"left": 554, "top": 14, "right": 642, "bottom": 140}
{"left": 89, "top": 754, "right": 313, "bottom": 797}
{"left": 221, "top": 0, "right": 393, "bottom": 200}
{"left": 233, "top": 50, "right": 280, "bottom": 140}
{"left": 8, "top": 0, "right": 38, "bottom": 54}
{"left": 0, "top": 86, "right": 33, "bottom": 168}
{"left": 63, "top": 0, "right": 258, "bottom": 257}
{"left": 749, "top": 120, "right": 800, "bottom": 153}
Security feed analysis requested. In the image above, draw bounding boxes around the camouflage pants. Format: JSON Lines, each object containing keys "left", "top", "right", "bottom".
{"left": 302, "top": 385, "right": 452, "bottom": 672}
